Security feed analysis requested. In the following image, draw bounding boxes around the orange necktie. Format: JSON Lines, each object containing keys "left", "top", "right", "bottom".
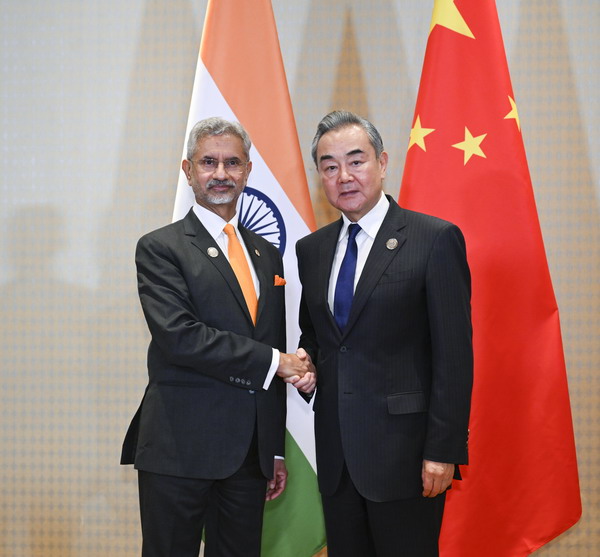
{"left": 223, "top": 224, "right": 258, "bottom": 324}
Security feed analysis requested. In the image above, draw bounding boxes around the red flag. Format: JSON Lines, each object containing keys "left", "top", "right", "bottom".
{"left": 400, "top": 1, "right": 581, "bottom": 555}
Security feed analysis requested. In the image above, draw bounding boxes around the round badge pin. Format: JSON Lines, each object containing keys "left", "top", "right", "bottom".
{"left": 386, "top": 238, "right": 399, "bottom": 250}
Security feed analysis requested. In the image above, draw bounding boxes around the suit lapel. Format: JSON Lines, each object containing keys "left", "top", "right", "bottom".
{"left": 343, "top": 200, "right": 407, "bottom": 336}
{"left": 318, "top": 219, "right": 344, "bottom": 333}
{"left": 184, "top": 209, "right": 255, "bottom": 325}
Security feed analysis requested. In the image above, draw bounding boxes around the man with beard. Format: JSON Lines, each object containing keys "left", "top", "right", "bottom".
{"left": 121, "top": 117, "right": 315, "bottom": 557}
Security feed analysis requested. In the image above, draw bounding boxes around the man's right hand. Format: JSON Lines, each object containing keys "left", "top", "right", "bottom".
{"left": 289, "top": 348, "right": 316, "bottom": 393}
{"left": 276, "top": 349, "right": 315, "bottom": 382}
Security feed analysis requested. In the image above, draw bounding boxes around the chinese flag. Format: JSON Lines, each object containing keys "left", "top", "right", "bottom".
{"left": 399, "top": 1, "right": 581, "bottom": 555}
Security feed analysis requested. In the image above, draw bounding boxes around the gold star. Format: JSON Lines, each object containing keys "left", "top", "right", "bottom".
{"left": 452, "top": 127, "right": 487, "bottom": 165}
{"left": 430, "top": 0, "right": 475, "bottom": 39}
{"left": 504, "top": 95, "right": 521, "bottom": 131}
{"left": 408, "top": 115, "right": 435, "bottom": 152}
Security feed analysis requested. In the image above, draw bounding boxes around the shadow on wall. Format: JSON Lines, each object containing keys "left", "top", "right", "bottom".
{"left": 1, "top": 1, "right": 202, "bottom": 555}
{"left": 0, "top": 204, "right": 97, "bottom": 556}
{"left": 86, "top": 1, "right": 202, "bottom": 555}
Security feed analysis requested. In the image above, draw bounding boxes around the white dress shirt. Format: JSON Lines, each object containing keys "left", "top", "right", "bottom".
{"left": 328, "top": 192, "right": 390, "bottom": 313}
{"left": 192, "top": 203, "right": 279, "bottom": 390}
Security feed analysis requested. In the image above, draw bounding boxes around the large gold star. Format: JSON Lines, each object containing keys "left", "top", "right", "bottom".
{"left": 408, "top": 115, "right": 435, "bottom": 151}
{"left": 504, "top": 95, "right": 521, "bottom": 131}
{"left": 452, "top": 127, "right": 487, "bottom": 165}
{"left": 430, "top": 0, "right": 475, "bottom": 39}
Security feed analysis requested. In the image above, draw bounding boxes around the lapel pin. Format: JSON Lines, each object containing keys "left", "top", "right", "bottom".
{"left": 386, "top": 238, "right": 399, "bottom": 250}
{"left": 255, "top": 249, "right": 261, "bottom": 257}
{"left": 207, "top": 247, "right": 219, "bottom": 258}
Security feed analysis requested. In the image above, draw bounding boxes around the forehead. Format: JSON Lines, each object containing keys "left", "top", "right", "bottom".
{"left": 317, "top": 125, "right": 374, "bottom": 160}
{"left": 195, "top": 133, "right": 245, "bottom": 157}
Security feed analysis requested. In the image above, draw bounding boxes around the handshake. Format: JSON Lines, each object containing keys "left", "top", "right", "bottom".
{"left": 276, "top": 348, "right": 316, "bottom": 394}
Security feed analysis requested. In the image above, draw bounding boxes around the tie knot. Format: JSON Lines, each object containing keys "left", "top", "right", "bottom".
{"left": 348, "top": 223, "right": 361, "bottom": 241}
{"left": 223, "top": 223, "right": 236, "bottom": 237}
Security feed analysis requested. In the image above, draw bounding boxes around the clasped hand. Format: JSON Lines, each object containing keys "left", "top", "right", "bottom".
{"left": 276, "top": 348, "right": 316, "bottom": 393}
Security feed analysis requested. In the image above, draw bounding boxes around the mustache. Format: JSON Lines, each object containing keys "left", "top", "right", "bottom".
{"left": 207, "top": 179, "right": 236, "bottom": 189}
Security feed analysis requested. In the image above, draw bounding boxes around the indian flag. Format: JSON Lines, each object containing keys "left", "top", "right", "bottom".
{"left": 172, "top": 1, "right": 325, "bottom": 555}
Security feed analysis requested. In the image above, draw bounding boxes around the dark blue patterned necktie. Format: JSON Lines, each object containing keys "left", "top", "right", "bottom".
{"left": 334, "top": 223, "right": 361, "bottom": 331}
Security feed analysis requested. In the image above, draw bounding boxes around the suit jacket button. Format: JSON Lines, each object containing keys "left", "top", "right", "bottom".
{"left": 235, "top": 378, "right": 241, "bottom": 383}
{"left": 340, "top": 346, "right": 347, "bottom": 353}
{"left": 247, "top": 380, "right": 252, "bottom": 386}
{"left": 241, "top": 379, "right": 246, "bottom": 385}
{"left": 229, "top": 376, "right": 234, "bottom": 382}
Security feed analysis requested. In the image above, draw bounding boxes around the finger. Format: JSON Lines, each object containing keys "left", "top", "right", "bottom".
{"left": 422, "top": 473, "right": 436, "bottom": 497}
{"left": 283, "top": 375, "right": 300, "bottom": 384}
{"left": 302, "top": 376, "right": 317, "bottom": 393}
{"left": 267, "top": 487, "right": 282, "bottom": 501}
{"left": 294, "top": 373, "right": 316, "bottom": 392}
{"left": 266, "top": 478, "right": 285, "bottom": 501}
{"left": 440, "top": 478, "right": 452, "bottom": 492}
{"left": 293, "top": 374, "right": 311, "bottom": 387}
{"left": 299, "top": 380, "right": 316, "bottom": 393}
{"left": 265, "top": 479, "right": 276, "bottom": 500}
{"left": 292, "top": 379, "right": 308, "bottom": 389}
{"left": 429, "top": 477, "right": 446, "bottom": 497}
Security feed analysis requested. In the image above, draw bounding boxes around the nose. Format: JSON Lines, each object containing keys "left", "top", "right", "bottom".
{"left": 213, "top": 161, "right": 228, "bottom": 179}
{"left": 339, "top": 164, "right": 353, "bottom": 183}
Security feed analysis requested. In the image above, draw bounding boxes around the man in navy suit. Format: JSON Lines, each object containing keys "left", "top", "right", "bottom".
{"left": 296, "top": 111, "right": 473, "bottom": 556}
{"left": 121, "top": 117, "right": 315, "bottom": 557}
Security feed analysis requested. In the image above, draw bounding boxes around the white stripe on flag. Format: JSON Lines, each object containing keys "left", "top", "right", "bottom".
{"left": 173, "top": 61, "right": 317, "bottom": 472}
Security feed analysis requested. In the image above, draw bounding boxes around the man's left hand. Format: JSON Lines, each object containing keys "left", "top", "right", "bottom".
{"left": 422, "top": 460, "right": 454, "bottom": 497}
{"left": 266, "top": 458, "right": 288, "bottom": 501}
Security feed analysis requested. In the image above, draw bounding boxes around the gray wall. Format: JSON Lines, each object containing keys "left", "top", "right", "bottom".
{"left": 1, "top": 1, "right": 598, "bottom": 555}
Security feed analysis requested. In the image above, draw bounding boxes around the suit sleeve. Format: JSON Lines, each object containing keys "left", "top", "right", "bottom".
{"left": 423, "top": 224, "right": 473, "bottom": 464}
{"left": 296, "top": 240, "right": 320, "bottom": 364}
{"left": 136, "top": 232, "right": 274, "bottom": 387}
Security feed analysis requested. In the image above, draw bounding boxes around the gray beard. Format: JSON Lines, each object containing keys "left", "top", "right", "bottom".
{"left": 203, "top": 180, "right": 238, "bottom": 205}
{"left": 205, "top": 190, "right": 236, "bottom": 205}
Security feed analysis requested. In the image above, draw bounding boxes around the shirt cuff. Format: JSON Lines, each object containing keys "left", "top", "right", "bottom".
{"left": 262, "top": 348, "right": 280, "bottom": 390}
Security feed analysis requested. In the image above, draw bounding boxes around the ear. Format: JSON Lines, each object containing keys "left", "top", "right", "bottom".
{"left": 378, "top": 151, "right": 389, "bottom": 179}
{"left": 244, "top": 160, "right": 253, "bottom": 182}
{"left": 181, "top": 159, "right": 192, "bottom": 182}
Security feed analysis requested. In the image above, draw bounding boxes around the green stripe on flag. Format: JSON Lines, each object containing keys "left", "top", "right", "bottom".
{"left": 262, "top": 431, "right": 326, "bottom": 556}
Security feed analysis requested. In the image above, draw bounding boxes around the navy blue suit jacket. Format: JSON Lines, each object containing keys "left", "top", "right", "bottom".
{"left": 296, "top": 196, "right": 473, "bottom": 501}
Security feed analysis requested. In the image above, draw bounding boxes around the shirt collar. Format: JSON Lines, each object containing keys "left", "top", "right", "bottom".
{"left": 339, "top": 192, "right": 389, "bottom": 241}
{"left": 192, "top": 202, "right": 240, "bottom": 242}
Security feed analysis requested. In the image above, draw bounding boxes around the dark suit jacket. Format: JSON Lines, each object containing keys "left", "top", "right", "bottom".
{"left": 121, "top": 208, "right": 287, "bottom": 481}
{"left": 296, "top": 196, "right": 472, "bottom": 502}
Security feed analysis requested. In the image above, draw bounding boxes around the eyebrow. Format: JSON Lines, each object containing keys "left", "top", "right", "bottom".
{"left": 201, "top": 156, "right": 242, "bottom": 161}
{"left": 318, "top": 148, "right": 365, "bottom": 164}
